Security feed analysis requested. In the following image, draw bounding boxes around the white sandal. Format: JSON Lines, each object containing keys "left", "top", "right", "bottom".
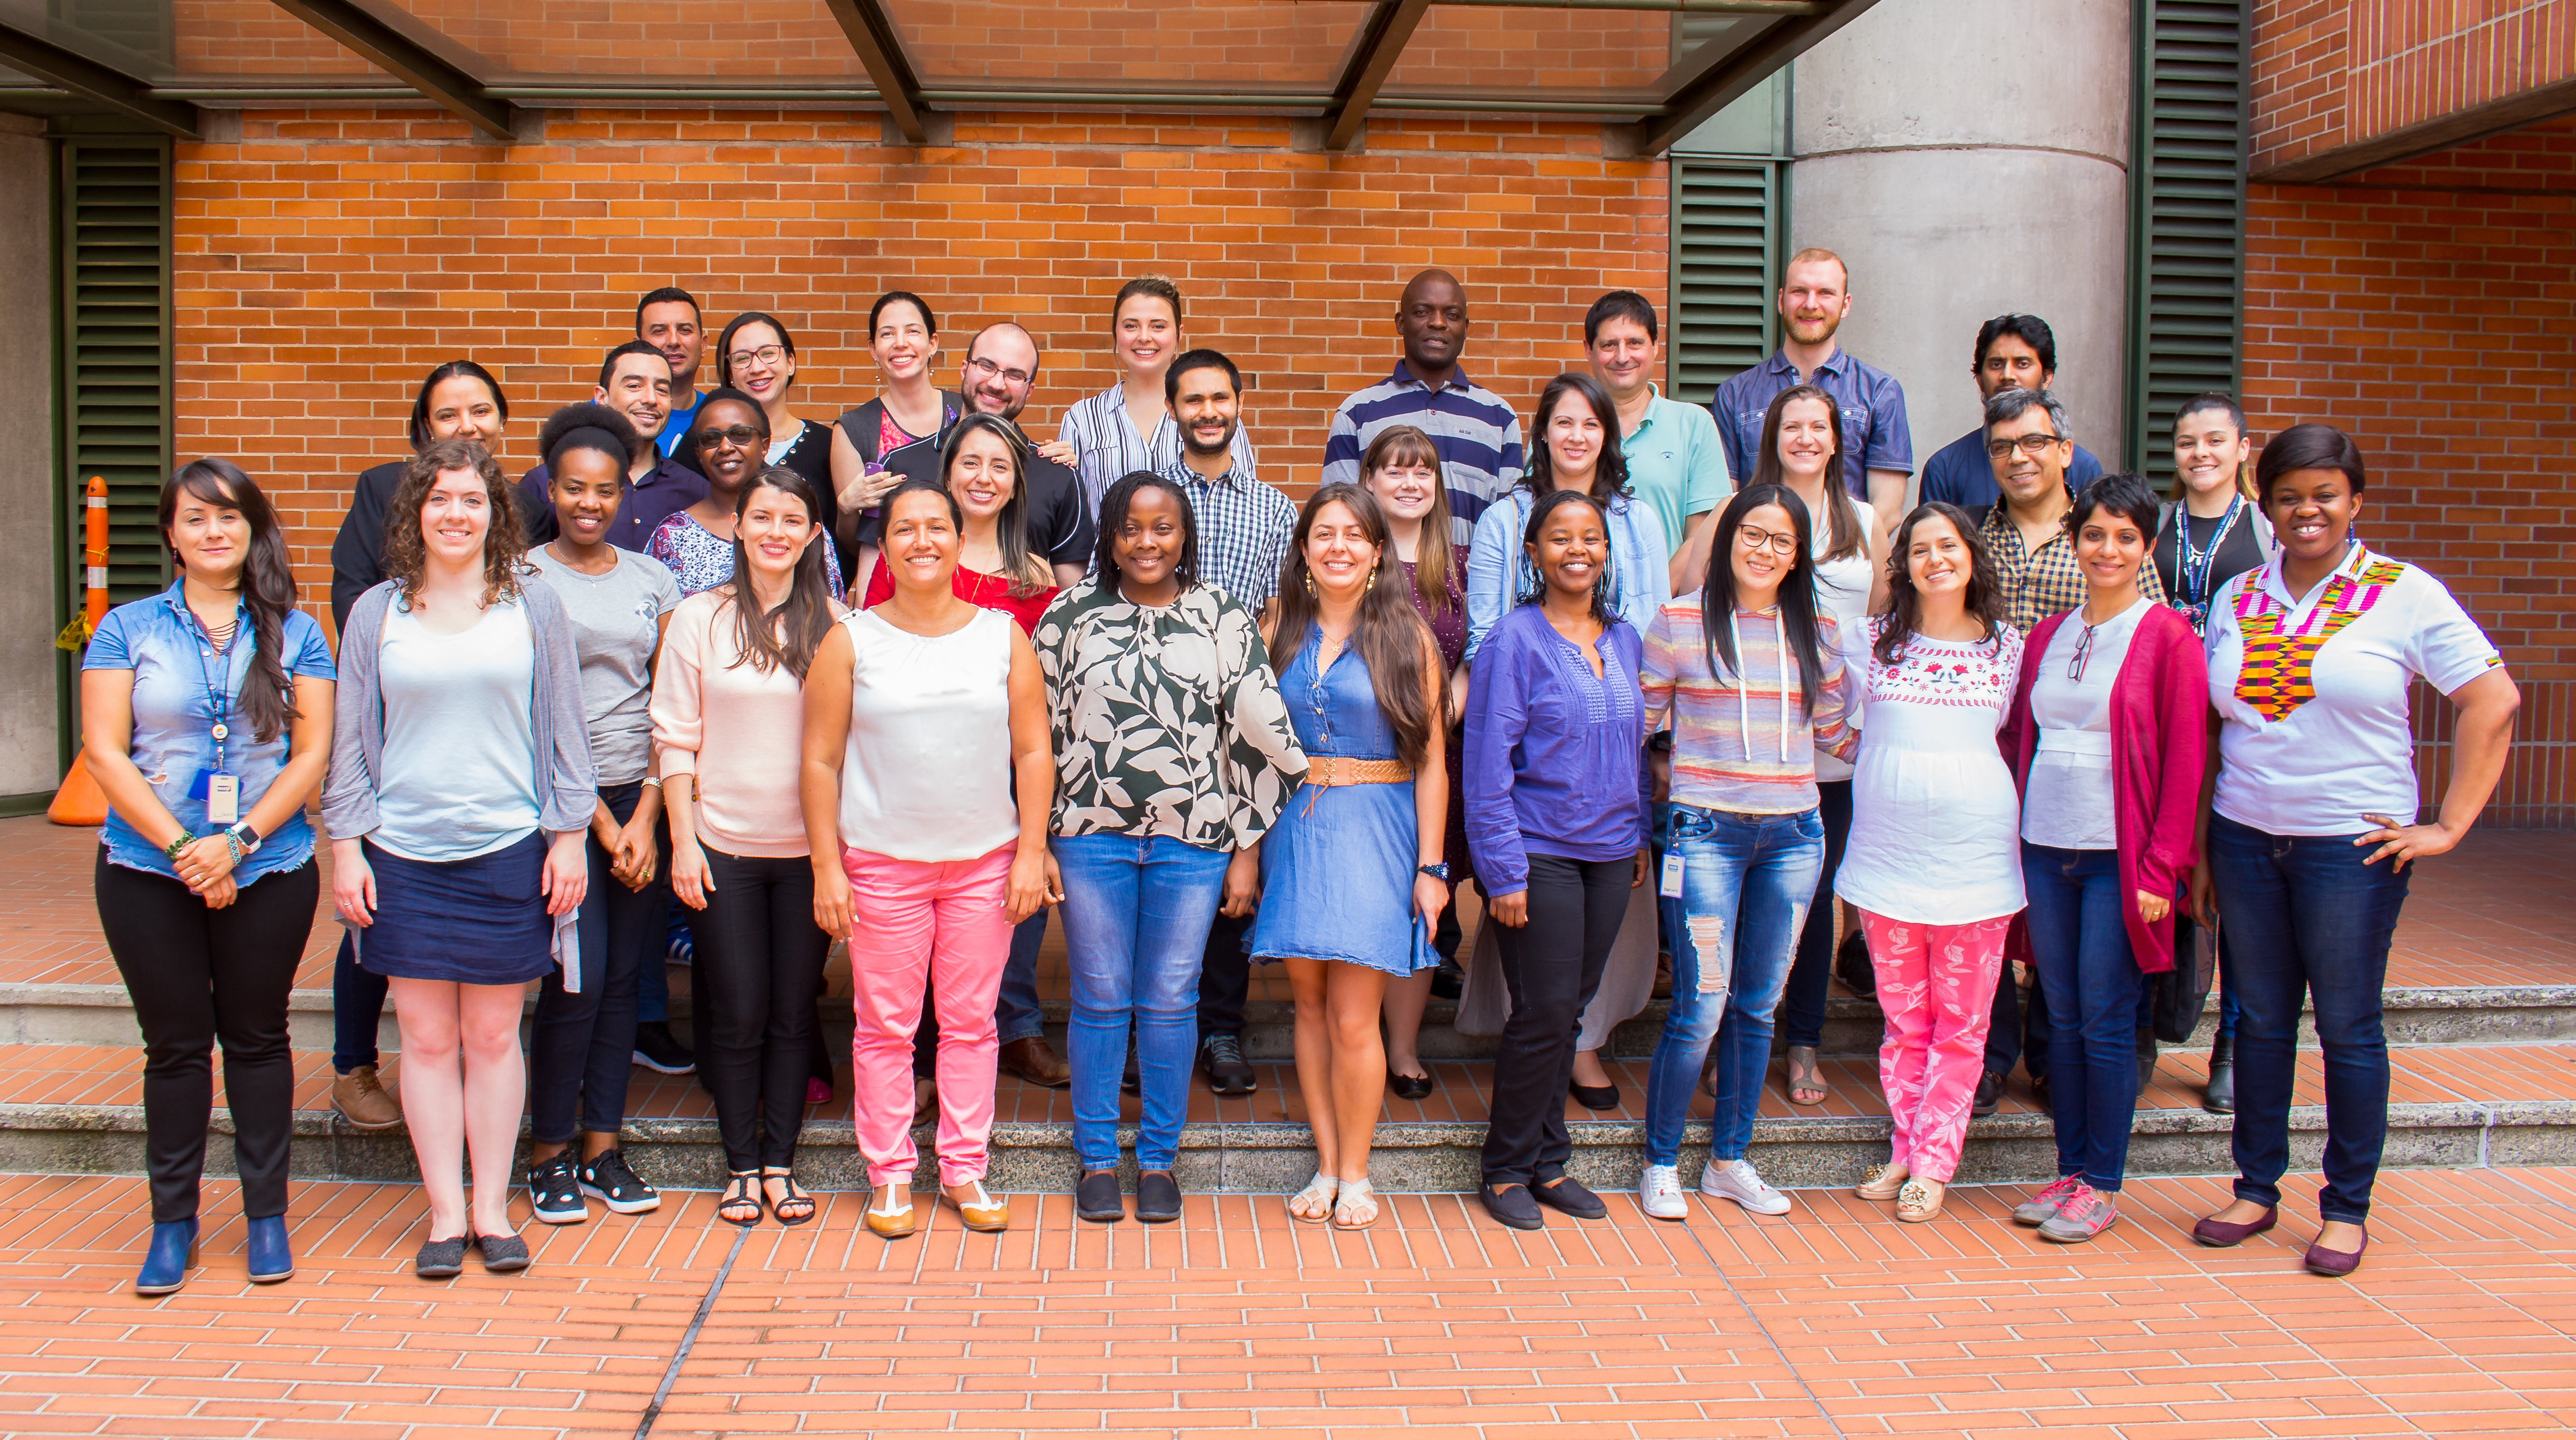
{"left": 1289, "top": 1171, "right": 1338, "bottom": 1224}
{"left": 1331, "top": 1179, "right": 1378, "bottom": 1231}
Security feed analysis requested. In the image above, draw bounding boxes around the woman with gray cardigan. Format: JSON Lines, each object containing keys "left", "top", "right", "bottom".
{"left": 323, "top": 437, "right": 595, "bottom": 1280}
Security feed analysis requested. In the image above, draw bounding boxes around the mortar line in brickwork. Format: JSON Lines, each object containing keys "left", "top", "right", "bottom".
{"left": 633, "top": 1223, "right": 749, "bottom": 1440}
{"left": 1673, "top": 1214, "right": 1850, "bottom": 1440}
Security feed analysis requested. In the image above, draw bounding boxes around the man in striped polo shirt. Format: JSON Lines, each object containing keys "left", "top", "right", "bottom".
{"left": 1319, "top": 269, "right": 1524, "bottom": 546}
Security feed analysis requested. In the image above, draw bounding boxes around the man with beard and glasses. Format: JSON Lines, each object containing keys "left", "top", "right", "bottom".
{"left": 1155, "top": 349, "right": 1297, "bottom": 1099}
{"left": 1319, "top": 268, "right": 1522, "bottom": 545}
{"left": 876, "top": 322, "right": 1093, "bottom": 591}
{"left": 1711, "top": 248, "right": 1913, "bottom": 541}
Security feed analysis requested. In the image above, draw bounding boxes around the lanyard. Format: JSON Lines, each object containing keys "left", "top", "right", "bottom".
{"left": 181, "top": 598, "right": 242, "bottom": 775}
{"left": 2173, "top": 495, "right": 2244, "bottom": 633}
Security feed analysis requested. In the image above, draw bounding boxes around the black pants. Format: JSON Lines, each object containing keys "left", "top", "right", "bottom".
{"left": 1985, "top": 919, "right": 2053, "bottom": 1080}
{"left": 1196, "top": 907, "right": 1253, "bottom": 1039}
{"left": 1776, "top": 778, "right": 1852, "bottom": 1050}
{"left": 96, "top": 852, "right": 319, "bottom": 1223}
{"left": 1480, "top": 854, "right": 1630, "bottom": 1186}
{"left": 528, "top": 783, "right": 670, "bottom": 1144}
{"left": 695, "top": 846, "right": 832, "bottom": 1171}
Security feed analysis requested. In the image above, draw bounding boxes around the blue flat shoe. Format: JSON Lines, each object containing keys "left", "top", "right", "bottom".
{"left": 136, "top": 1218, "right": 198, "bottom": 1296}
{"left": 245, "top": 1215, "right": 293, "bottom": 1284}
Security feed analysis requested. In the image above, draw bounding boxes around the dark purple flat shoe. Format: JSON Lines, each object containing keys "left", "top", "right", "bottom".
{"left": 2191, "top": 1206, "right": 2278, "bottom": 1248}
{"left": 2303, "top": 1230, "right": 2366, "bottom": 1277}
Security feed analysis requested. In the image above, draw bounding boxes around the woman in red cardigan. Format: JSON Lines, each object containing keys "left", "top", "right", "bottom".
{"left": 1997, "top": 473, "right": 2208, "bottom": 1243}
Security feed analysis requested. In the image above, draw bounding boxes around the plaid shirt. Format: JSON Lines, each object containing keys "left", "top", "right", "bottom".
{"left": 1981, "top": 494, "right": 2168, "bottom": 634}
{"left": 1160, "top": 454, "right": 1298, "bottom": 613}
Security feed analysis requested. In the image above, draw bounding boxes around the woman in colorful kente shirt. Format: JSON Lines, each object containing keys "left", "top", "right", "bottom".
{"left": 2188, "top": 423, "right": 2517, "bottom": 1278}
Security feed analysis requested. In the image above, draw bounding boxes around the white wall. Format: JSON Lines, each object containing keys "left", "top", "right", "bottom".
{"left": 0, "top": 116, "right": 59, "bottom": 798}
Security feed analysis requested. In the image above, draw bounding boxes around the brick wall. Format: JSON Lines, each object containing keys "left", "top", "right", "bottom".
{"left": 171, "top": 108, "right": 1668, "bottom": 593}
{"left": 2253, "top": 0, "right": 2576, "bottom": 175}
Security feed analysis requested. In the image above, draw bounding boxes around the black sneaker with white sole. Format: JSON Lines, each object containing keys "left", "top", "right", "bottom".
{"left": 632, "top": 1020, "right": 696, "bottom": 1075}
{"left": 528, "top": 1152, "right": 587, "bottom": 1225}
{"left": 578, "top": 1149, "right": 662, "bottom": 1214}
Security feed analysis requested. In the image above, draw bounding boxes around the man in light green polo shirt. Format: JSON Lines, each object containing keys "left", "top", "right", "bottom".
{"left": 1584, "top": 290, "right": 1731, "bottom": 587}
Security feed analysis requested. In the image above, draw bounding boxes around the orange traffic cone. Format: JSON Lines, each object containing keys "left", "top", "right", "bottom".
{"left": 47, "top": 754, "right": 108, "bottom": 826}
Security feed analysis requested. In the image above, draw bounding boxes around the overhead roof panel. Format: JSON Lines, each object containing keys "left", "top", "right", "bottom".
{"left": 886, "top": 0, "right": 1376, "bottom": 94}
{"left": 382, "top": 0, "right": 868, "bottom": 80}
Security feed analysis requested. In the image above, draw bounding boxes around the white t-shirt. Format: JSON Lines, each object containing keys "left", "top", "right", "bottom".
{"left": 374, "top": 598, "right": 539, "bottom": 862}
{"left": 2021, "top": 595, "right": 2152, "bottom": 851}
{"left": 838, "top": 607, "right": 1021, "bottom": 862}
{"left": 1809, "top": 494, "right": 1875, "bottom": 784}
{"left": 2206, "top": 545, "right": 2500, "bottom": 837}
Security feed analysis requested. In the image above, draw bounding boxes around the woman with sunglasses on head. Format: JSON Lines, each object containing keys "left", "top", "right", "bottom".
{"left": 2188, "top": 424, "right": 2516, "bottom": 1277}
{"left": 325, "top": 437, "right": 593, "bottom": 1279}
{"left": 653, "top": 466, "right": 846, "bottom": 1229}
{"left": 832, "top": 291, "right": 960, "bottom": 596}
{"left": 1465, "top": 489, "right": 1651, "bottom": 1231}
{"left": 88, "top": 460, "right": 336, "bottom": 1295}
{"left": 1835, "top": 502, "right": 2025, "bottom": 1224}
{"left": 716, "top": 312, "right": 843, "bottom": 573}
{"left": 1035, "top": 471, "right": 1307, "bottom": 1226}
{"left": 1636, "top": 483, "right": 1857, "bottom": 1222}
{"left": 1997, "top": 473, "right": 2208, "bottom": 1244}
{"left": 1254, "top": 483, "right": 1449, "bottom": 1231}
{"left": 518, "top": 404, "right": 683, "bottom": 1228}
{"left": 658, "top": 389, "right": 847, "bottom": 601}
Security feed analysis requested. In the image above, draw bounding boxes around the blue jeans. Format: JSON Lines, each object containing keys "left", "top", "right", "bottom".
{"left": 999, "top": 909, "right": 1047, "bottom": 1045}
{"left": 1054, "top": 833, "right": 1232, "bottom": 1172}
{"left": 2022, "top": 844, "right": 2145, "bottom": 1191}
{"left": 2208, "top": 813, "right": 2409, "bottom": 1224}
{"left": 1644, "top": 805, "right": 1823, "bottom": 1167}
{"left": 330, "top": 928, "right": 386, "bottom": 1073}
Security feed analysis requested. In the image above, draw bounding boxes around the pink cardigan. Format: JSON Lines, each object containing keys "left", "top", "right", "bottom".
{"left": 1998, "top": 603, "right": 2209, "bottom": 974}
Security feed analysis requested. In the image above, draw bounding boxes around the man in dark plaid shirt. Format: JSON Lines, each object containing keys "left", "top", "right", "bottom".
{"left": 1975, "top": 387, "right": 2165, "bottom": 636}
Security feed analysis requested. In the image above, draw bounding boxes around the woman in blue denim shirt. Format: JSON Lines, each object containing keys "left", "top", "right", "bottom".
{"left": 82, "top": 460, "right": 337, "bottom": 1296}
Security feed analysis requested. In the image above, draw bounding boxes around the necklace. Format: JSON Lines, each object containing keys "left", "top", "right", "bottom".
{"left": 2173, "top": 494, "right": 2244, "bottom": 633}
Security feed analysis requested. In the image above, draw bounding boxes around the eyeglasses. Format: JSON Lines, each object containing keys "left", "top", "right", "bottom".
{"left": 966, "top": 356, "right": 1034, "bottom": 389}
{"left": 1985, "top": 432, "right": 2066, "bottom": 460}
{"left": 694, "top": 425, "right": 767, "bottom": 450}
{"left": 725, "top": 345, "right": 787, "bottom": 371}
{"left": 1736, "top": 525, "right": 1800, "bottom": 555}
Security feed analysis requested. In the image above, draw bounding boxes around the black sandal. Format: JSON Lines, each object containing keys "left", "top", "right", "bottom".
{"left": 763, "top": 1168, "right": 816, "bottom": 1227}
{"left": 718, "top": 1172, "right": 763, "bottom": 1227}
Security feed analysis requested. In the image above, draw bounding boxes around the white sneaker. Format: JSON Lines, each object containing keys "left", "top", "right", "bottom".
{"left": 1640, "top": 1164, "right": 1686, "bottom": 1221}
{"left": 1699, "top": 1157, "right": 1793, "bottom": 1215}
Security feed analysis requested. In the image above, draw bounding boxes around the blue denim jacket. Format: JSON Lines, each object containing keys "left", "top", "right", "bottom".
{"left": 1463, "top": 486, "right": 1671, "bottom": 665}
{"left": 83, "top": 581, "right": 336, "bottom": 881}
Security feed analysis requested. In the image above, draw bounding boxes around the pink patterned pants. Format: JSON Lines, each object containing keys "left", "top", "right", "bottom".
{"left": 1857, "top": 909, "right": 2011, "bottom": 1185}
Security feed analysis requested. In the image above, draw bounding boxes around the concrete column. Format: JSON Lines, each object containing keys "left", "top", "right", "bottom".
{"left": 0, "top": 115, "right": 59, "bottom": 801}
{"left": 1786, "top": 0, "right": 2132, "bottom": 489}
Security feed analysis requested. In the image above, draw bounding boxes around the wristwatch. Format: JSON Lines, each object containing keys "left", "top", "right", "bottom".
{"left": 1417, "top": 861, "right": 1450, "bottom": 881}
{"left": 224, "top": 820, "right": 263, "bottom": 856}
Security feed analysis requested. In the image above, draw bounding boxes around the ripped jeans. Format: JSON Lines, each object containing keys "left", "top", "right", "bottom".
{"left": 1642, "top": 804, "right": 1824, "bottom": 1168}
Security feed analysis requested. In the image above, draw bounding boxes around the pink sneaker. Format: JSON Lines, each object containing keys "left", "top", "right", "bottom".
{"left": 2037, "top": 1184, "right": 2118, "bottom": 1243}
{"left": 2012, "top": 1175, "right": 2084, "bottom": 1226}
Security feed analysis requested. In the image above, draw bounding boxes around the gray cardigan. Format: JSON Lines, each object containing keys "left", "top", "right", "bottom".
{"left": 322, "top": 575, "right": 598, "bottom": 843}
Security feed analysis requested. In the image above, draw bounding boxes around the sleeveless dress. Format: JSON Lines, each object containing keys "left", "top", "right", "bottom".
{"left": 1248, "top": 628, "right": 1437, "bottom": 975}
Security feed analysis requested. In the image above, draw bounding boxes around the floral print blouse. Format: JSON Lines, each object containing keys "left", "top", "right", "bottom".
{"left": 1032, "top": 579, "right": 1309, "bottom": 850}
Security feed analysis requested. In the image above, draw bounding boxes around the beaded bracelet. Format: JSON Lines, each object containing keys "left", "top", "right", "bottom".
{"left": 163, "top": 831, "right": 197, "bottom": 864}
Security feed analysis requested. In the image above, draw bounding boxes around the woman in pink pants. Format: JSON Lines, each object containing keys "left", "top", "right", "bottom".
{"left": 802, "top": 479, "right": 1058, "bottom": 1240}
{"left": 1834, "top": 502, "right": 2026, "bottom": 1223}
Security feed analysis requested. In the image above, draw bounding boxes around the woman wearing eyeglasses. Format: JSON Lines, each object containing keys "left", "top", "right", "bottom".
{"left": 1996, "top": 473, "right": 2208, "bottom": 1244}
{"left": 654, "top": 389, "right": 846, "bottom": 599}
{"left": 715, "top": 313, "right": 845, "bottom": 577}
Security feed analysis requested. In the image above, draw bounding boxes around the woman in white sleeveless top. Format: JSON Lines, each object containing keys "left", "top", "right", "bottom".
{"left": 802, "top": 479, "right": 1057, "bottom": 1241}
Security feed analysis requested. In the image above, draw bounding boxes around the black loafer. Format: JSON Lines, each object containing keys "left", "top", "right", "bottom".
{"left": 414, "top": 1236, "right": 466, "bottom": 1280}
{"left": 1480, "top": 1183, "right": 1544, "bottom": 1230}
{"left": 1533, "top": 1174, "right": 1607, "bottom": 1219}
{"left": 1836, "top": 929, "right": 1876, "bottom": 998}
{"left": 1429, "top": 961, "right": 1464, "bottom": 1001}
{"left": 472, "top": 1231, "right": 531, "bottom": 1273}
{"left": 1388, "top": 1066, "right": 1435, "bottom": 1101}
{"left": 1569, "top": 1078, "right": 1621, "bottom": 1112}
{"left": 1136, "top": 1170, "right": 1183, "bottom": 1224}
{"left": 1971, "top": 1070, "right": 2003, "bottom": 1118}
{"left": 1075, "top": 1169, "right": 1124, "bottom": 1224}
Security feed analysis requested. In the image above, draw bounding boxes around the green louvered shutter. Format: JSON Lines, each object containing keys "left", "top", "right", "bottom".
{"left": 1668, "top": 160, "right": 1779, "bottom": 403}
{"left": 61, "top": 137, "right": 173, "bottom": 603}
{"left": 2124, "top": 0, "right": 2248, "bottom": 476}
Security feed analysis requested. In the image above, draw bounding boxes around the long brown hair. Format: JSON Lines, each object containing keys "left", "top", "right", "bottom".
{"left": 159, "top": 459, "right": 298, "bottom": 743}
{"left": 942, "top": 412, "right": 1053, "bottom": 596}
{"left": 1269, "top": 484, "right": 1439, "bottom": 764}
{"left": 1873, "top": 501, "right": 2007, "bottom": 666}
{"left": 1358, "top": 425, "right": 1458, "bottom": 617}
{"left": 724, "top": 466, "right": 838, "bottom": 681}
{"left": 1753, "top": 384, "right": 1865, "bottom": 563}
{"left": 381, "top": 436, "right": 526, "bottom": 611}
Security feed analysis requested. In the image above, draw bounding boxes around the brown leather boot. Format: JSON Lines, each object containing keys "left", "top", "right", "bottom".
{"left": 331, "top": 1065, "right": 403, "bottom": 1132}
{"left": 998, "top": 1036, "right": 1072, "bottom": 1088}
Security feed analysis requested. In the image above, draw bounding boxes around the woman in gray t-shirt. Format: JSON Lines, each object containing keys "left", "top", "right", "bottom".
{"left": 521, "top": 404, "right": 682, "bottom": 1229}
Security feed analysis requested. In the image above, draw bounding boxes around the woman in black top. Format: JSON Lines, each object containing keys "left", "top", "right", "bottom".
{"left": 2149, "top": 390, "right": 2271, "bottom": 1115}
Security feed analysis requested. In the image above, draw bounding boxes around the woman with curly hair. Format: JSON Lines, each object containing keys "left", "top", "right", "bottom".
{"left": 322, "top": 436, "right": 595, "bottom": 1280}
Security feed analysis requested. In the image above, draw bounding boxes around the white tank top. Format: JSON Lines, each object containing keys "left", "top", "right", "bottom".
{"left": 837, "top": 606, "right": 1020, "bottom": 861}
{"left": 1808, "top": 494, "right": 1875, "bottom": 783}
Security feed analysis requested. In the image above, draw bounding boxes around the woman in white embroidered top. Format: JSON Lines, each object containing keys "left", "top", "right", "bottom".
{"left": 1835, "top": 501, "right": 2026, "bottom": 1224}
{"left": 802, "top": 479, "right": 1057, "bottom": 1242}
{"left": 2186, "top": 423, "right": 2517, "bottom": 1277}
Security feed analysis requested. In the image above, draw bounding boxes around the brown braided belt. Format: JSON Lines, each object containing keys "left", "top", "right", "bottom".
{"left": 1300, "top": 757, "right": 1413, "bottom": 787}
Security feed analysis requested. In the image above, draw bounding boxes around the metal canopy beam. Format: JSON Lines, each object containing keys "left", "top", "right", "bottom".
{"left": 1323, "top": 0, "right": 1434, "bottom": 151}
{"left": 268, "top": 0, "right": 517, "bottom": 142}
{"left": 1631, "top": 0, "right": 1880, "bottom": 155}
{"left": 0, "top": 23, "right": 200, "bottom": 139}
{"left": 822, "top": 0, "right": 928, "bottom": 143}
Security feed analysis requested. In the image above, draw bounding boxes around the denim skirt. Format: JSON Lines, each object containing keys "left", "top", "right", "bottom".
{"left": 356, "top": 831, "right": 554, "bottom": 984}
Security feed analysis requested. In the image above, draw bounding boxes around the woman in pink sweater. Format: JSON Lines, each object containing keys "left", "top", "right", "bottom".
{"left": 1997, "top": 473, "right": 2208, "bottom": 1243}
{"left": 652, "top": 466, "right": 843, "bottom": 1229}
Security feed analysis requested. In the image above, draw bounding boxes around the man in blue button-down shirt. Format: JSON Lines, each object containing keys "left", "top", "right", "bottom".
{"left": 1917, "top": 313, "right": 2105, "bottom": 518}
{"left": 1710, "top": 248, "right": 1913, "bottom": 539}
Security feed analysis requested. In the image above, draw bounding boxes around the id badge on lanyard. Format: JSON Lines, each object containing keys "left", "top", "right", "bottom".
{"left": 185, "top": 605, "right": 242, "bottom": 825}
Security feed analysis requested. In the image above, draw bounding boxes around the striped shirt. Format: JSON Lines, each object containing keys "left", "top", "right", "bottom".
{"left": 1640, "top": 601, "right": 1855, "bottom": 815}
{"left": 1158, "top": 455, "right": 1298, "bottom": 614}
{"left": 1059, "top": 383, "right": 1262, "bottom": 520}
{"left": 1319, "top": 362, "right": 1523, "bottom": 546}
